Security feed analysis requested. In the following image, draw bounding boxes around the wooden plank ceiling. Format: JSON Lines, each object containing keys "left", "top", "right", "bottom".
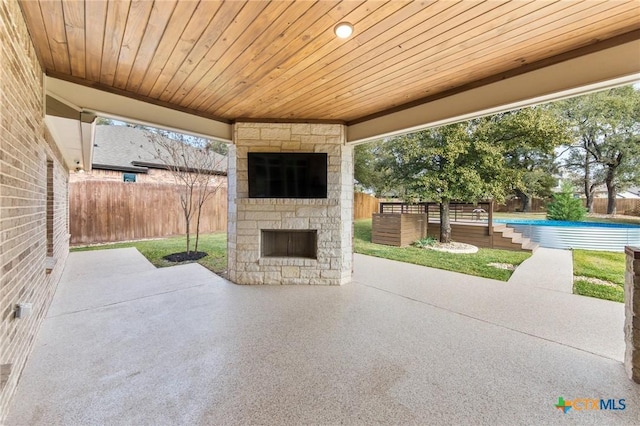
{"left": 19, "top": 0, "right": 640, "bottom": 124}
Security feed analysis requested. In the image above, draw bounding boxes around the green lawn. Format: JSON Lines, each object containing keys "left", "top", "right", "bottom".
{"left": 494, "top": 214, "right": 630, "bottom": 302}
{"left": 71, "top": 233, "right": 228, "bottom": 274}
{"left": 572, "top": 249, "right": 625, "bottom": 303}
{"left": 354, "top": 219, "right": 531, "bottom": 281}
{"left": 70, "top": 222, "right": 629, "bottom": 304}
{"left": 492, "top": 212, "right": 547, "bottom": 220}
{"left": 585, "top": 215, "right": 640, "bottom": 225}
{"left": 74, "top": 222, "right": 529, "bottom": 281}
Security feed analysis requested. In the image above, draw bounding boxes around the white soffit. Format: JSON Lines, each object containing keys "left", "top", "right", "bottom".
{"left": 45, "top": 77, "right": 233, "bottom": 143}
{"left": 347, "top": 40, "right": 640, "bottom": 144}
{"left": 44, "top": 115, "right": 83, "bottom": 171}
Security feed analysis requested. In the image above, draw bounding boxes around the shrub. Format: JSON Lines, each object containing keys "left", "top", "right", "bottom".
{"left": 547, "top": 182, "right": 586, "bottom": 221}
{"left": 413, "top": 237, "right": 438, "bottom": 248}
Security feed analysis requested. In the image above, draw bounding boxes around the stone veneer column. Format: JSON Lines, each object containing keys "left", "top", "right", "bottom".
{"left": 625, "top": 246, "right": 640, "bottom": 383}
{"left": 227, "top": 122, "right": 353, "bottom": 285}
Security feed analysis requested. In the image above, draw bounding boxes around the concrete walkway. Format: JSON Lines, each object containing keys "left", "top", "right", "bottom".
{"left": 6, "top": 250, "right": 639, "bottom": 425}
{"left": 509, "top": 247, "right": 574, "bottom": 293}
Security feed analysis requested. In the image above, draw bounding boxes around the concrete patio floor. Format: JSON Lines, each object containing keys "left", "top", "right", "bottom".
{"left": 6, "top": 249, "right": 639, "bottom": 425}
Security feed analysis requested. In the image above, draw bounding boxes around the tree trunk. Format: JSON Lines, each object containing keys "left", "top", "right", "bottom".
{"left": 194, "top": 202, "right": 202, "bottom": 252}
{"left": 515, "top": 190, "right": 531, "bottom": 212}
{"left": 583, "top": 157, "right": 594, "bottom": 213}
{"left": 605, "top": 168, "right": 617, "bottom": 215}
{"left": 185, "top": 220, "right": 191, "bottom": 253}
{"left": 585, "top": 192, "right": 594, "bottom": 213}
{"left": 439, "top": 202, "right": 451, "bottom": 243}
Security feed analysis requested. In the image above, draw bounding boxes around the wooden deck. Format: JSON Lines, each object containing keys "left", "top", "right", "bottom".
{"left": 427, "top": 221, "right": 537, "bottom": 252}
{"left": 372, "top": 213, "right": 427, "bottom": 247}
{"left": 371, "top": 213, "right": 537, "bottom": 252}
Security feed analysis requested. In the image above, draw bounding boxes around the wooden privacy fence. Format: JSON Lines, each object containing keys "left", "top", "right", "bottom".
{"left": 496, "top": 197, "right": 640, "bottom": 215}
{"left": 354, "top": 192, "right": 379, "bottom": 219}
{"left": 592, "top": 198, "right": 640, "bottom": 216}
{"left": 359, "top": 194, "right": 640, "bottom": 216}
{"left": 70, "top": 181, "right": 227, "bottom": 245}
{"left": 494, "top": 198, "right": 550, "bottom": 213}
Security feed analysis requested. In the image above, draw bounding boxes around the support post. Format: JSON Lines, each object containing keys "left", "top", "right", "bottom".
{"left": 625, "top": 246, "right": 640, "bottom": 383}
{"left": 488, "top": 200, "right": 493, "bottom": 236}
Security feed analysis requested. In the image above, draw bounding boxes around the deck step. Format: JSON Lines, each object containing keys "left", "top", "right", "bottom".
{"left": 499, "top": 229, "right": 516, "bottom": 238}
{"left": 510, "top": 236, "right": 528, "bottom": 245}
{"left": 494, "top": 224, "right": 536, "bottom": 252}
{"left": 415, "top": 221, "right": 536, "bottom": 253}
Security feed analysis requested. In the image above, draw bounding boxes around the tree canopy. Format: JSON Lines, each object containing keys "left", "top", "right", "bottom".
{"left": 560, "top": 85, "right": 640, "bottom": 214}
{"left": 354, "top": 105, "right": 570, "bottom": 241}
{"left": 383, "top": 122, "right": 512, "bottom": 205}
{"left": 473, "top": 106, "right": 570, "bottom": 211}
{"left": 356, "top": 106, "right": 568, "bottom": 203}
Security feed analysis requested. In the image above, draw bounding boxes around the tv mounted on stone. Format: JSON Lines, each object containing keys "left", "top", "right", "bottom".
{"left": 248, "top": 152, "right": 327, "bottom": 198}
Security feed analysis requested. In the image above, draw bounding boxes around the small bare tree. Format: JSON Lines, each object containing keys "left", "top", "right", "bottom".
{"left": 146, "top": 131, "right": 226, "bottom": 254}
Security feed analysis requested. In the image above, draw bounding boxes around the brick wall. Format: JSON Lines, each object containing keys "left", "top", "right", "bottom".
{"left": 0, "top": 0, "right": 69, "bottom": 421}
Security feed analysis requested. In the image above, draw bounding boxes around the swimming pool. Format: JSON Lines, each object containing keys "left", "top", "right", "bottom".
{"left": 493, "top": 219, "right": 640, "bottom": 251}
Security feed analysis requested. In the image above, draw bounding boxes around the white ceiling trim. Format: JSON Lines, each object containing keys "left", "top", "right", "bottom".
{"left": 44, "top": 115, "right": 83, "bottom": 171}
{"left": 346, "top": 40, "right": 640, "bottom": 144}
{"left": 45, "top": 77, "right": 233, "bottom": 143}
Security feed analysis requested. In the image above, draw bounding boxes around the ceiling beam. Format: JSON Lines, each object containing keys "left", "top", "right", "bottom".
{"left": 45, "top": 77, "right": 233, "bottom": 143}
{"left": 346, "top": 38, "right": 640, "bottom": 144}
{"left": 46, "top": 95, "right": 80, "bottom": 120}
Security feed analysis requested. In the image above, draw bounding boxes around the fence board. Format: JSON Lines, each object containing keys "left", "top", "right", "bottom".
{"left": 495, "top": 197, "right": 640, "bottom": 216}
{"left": 70, "top": 181, "right": 227, "bottom": 245}
{"left": 494, "top": 198, "right": 549, "bottom": 213}
{"left": 354, "top": 192, "right": 379, "bottom": 219}
{"left": 592, "top": 198, "right": 640, "bottom": 216}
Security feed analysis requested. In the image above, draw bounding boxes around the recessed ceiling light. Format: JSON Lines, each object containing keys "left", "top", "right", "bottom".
{"left": 334, "top": 22, "right": 353, "bottom": 39}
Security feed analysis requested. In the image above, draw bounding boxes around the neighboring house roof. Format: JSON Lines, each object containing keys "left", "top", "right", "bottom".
{"left": 92, "top": 125, "right": 227, "bottom": 174}
{"left": 590, "top": 184, "right": 640, "bottom": 199}
{"left": 618, "top": 187, "right": 640, "bottom": 199}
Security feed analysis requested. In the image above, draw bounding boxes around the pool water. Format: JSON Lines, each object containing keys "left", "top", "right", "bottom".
{"left": 493, "top": 219, "right": 640, "bottom": 251}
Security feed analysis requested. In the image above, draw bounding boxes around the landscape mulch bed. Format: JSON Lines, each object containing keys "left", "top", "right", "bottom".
{"left": 163, "top": 251, "right": 207, "bottom": 263}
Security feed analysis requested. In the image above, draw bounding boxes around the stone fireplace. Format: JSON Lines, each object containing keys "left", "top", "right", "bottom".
{"left": 227, "top": 122, "right": 353, "bottom": 285}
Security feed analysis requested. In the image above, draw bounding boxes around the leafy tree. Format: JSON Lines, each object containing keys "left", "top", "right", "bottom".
{"left": 561, "top": 86, "right": 640, "bottom": 214}
{"left": 547, "top": 181, "right": 586, "bottom": 221}
{"left": 473, "top": 106, "right": 569, "bottom": 211}
{"left": 354, "top": 140, "right": 401, "bottom": 197}
{"left": 376, "top": 104, "right": 570, "bottom": 241}
{"left": 207, "top": 139, "right": 229, "bottom": 156}
{"left": 383, "top": 122, "right": 512, "bottom": 243}
{"left": 95, "top": 117, "right": 115, "bottom": 125}
{"left": 561, "top": 146, "right": 606, "bottom": 213}
{"left": 354, "top": 141, "right": 382, "bottom": 196}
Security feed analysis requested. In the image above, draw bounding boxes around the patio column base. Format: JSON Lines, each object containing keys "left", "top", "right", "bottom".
{"left": 625, "top": 246, "right": 640, "bottom": 383}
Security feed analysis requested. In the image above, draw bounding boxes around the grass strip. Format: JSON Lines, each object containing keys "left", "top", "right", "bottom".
{"left": 71, "top": 233, "right": 228, "bottom": 274}
{"left": 572, "top": 249, "right": 625, "bottom": 303}
{"left": 354, "top": 219, "right": 530, "bottom": 281}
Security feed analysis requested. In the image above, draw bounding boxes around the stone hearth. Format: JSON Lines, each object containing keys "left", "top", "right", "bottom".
{"left": 227, "top": 122, "right": 353, "bottom": 285}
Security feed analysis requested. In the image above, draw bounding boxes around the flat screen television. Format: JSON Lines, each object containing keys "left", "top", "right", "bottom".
{"left": 248, "top": 152, "right": 327, "bottom": 198}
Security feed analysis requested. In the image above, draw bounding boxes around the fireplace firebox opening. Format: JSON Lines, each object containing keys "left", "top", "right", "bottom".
{"left": 261, "top": 230, "right": 317, "bottom": 259}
